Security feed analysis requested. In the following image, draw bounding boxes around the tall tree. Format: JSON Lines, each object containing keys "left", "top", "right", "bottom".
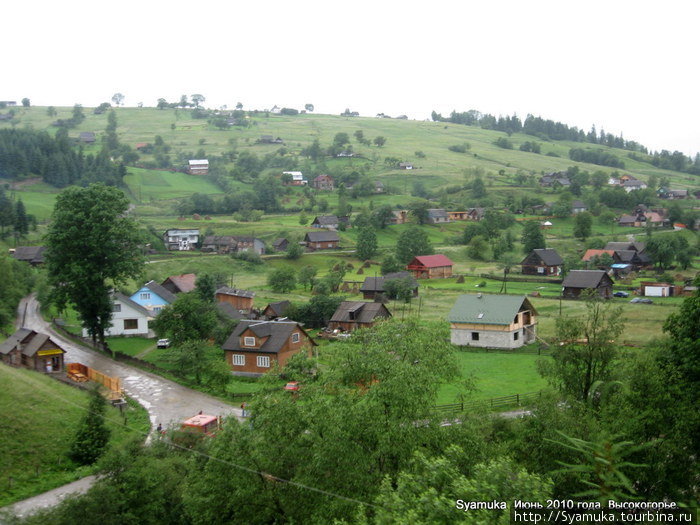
{"left": 521, "top": 220, "right": 546, "bottom": 253}
{"left": 396, "top": 226, "right": 433, "bottom": 263}
{"left": 151, "top": 293, "right": 218, "bottom": 346}
{"left": 573, "top": 212, "right": 593, "bottom": 242}
{"left": 69, "top": 387, "right": 110, "bottom": 465}
{"left": 356, "top": 226, "right": 378, "bottom": 261}
{"left": 45, "top": 184, "right": 145, "bottom": 348}
{"left": 13, "top": 199, "right": 29, "bottom": 240}
{"left": 111, "top": 93, "right": 124, "bottom": 107}
{"left": 191, "top": 94, "right": 205, "bottom": 107}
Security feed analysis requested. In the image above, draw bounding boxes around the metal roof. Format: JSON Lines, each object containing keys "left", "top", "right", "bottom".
{"left": 448, "top": 294, "right": 535, "bottom": 325}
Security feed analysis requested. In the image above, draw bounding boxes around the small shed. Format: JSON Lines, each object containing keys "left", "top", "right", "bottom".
{"left": 215, "top": 287, "right": 255, "bottom": 311}
{"left": 187, "top": 159, "right": 209, "bottom": 175}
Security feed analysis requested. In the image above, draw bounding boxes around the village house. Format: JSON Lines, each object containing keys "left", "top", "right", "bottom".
{"left": 328, "top": 301, "right": 392, "bottom": 332}
{"left": 201, "top": 235, "right": 265, "bottom": 255}
{"left": 465, "top": 207, "right": 486, "bottom": 221}
{"left": 562, "top": 270, "right": 614, "bottom": 299}
{"left": 163, "top": 229, "right": 199, "bottom": 251}
{"left": 426, "top": 209, "right": 451, "bottom": 224}
{"left": 406, "top": 254, "right": 454, "bottom": 279}
{"left": 258, "top": 135, "right": 284, "bottom": 144}
{"left": 11, "top": 246, "right": 46, "bottom": 266}
{"left": 658, "top": 188, "right": 688, "bottom": 200}
{"left": 272, "top": 238, "right": 289, "bottom": 252}
{"left": 187, "top": 159, "right": 209, "bottom": 175}
{"left": 0, "top": 328, "right": 66, "bottom": 373}
{"left": 215, "top": 286, "right": 255, "bottom": 311}
{"left": 520, "top": 249, "right": 564, "bottom": 276}
{"left": 398, "top": 162, "right": 414, "bottom": 170}
{"left": 161, "top": 273, "right": 197, "bottom": 294}
{"left": 581, "top": 249, "right": 616, "bottom": 268}
{"left": 571, "top": 200, "right": 587, "bottom": 214}
{"left": 310, "top": 215, "right": 349, "bottom": 229}
{"left": 613, "top": 250, "right": 652, "bottom": 271}
{"left": 304, "top": 231, "right": 340, "bottom": 251}
{"left": 389, "top": 210, "right": 409, "bottom": 225}
{"left": 621, "top": 179, "right": 647, "bottom": 192}
{"left": 448, "top": 294, "right": 537, "bottom": 349}
{"left": 78, "top": 131, "right": 96, "bottom": 144}
{"left": 262, "top": 300, "right": 291, "bottom": 320}
{"left": 640, "top": 282, "right": 682, "bottom": 297}
{"left": 130, "top": 280, "right": 176, "bottom": 314}
{"left": 283, "top": 171, "right": 307, "bottom": 186}
{"left": 359, "top": 271, "right": 419, "bottom": 300}
{"left": 84, "top": 292, "right": 153, "bottom": 338}
{"left": 373, "top": 181, "right": 385, "bottom": 194}
{"left": 312, "top": 174, "right": 334, "bottom": 191}
{"left": 223, "top": 320, "right": 316, "bottom": 377}
{"left": 539, "top": 172, "right": 569, "bottom": 188}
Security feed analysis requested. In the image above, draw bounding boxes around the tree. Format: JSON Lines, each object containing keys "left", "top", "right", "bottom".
{"left": 304, "top": 103, "right": 314, "bottom": 112}
{"left": 381, "top": 254, "right": 403, "bottom": 275}
{"left": 373, "top": 136, "right": 386, "bottom": 147}
{"left": 471, "top": 176, "right": 487, "bottom": 198}
{"left": 298, "top": 265, "right": 318, "bottom": 290}
{"left": 538, "top": 294, "right": 625, "bottom": 402}
{"left": 69, "top": 387, "right": 110, "bottom": 465}
{"left": 521, "top": 220, "right": 546, "bottom": 253}
{"left": 285, "top": 243, "right": 304, "bottom": 260}
{"left": 191, "top": 94, "right": 205, "bottom": 107}
{"left": 267, "top": 266, "right": 296, "bottom": 293}
{"left": 111, "top": 93, "right": 124, "bottom": 107}
{"left": 662, "top": 284, "right": 700, "bottom": 384}
{"left": 396, "top": 226, "right": 433, "bottom": 263}
{"left": 13, "top": 199, "right": 29, "bottom": 240}
{"left": 573, "top": 212, "right": 593, "bottom": 242}
{"left": 151, "top": 293, "right": 218, "bottom": 347}
{"left": 466, "top": 235, "right": 489, "bottom": 260}
{"left": 356, "top": 226, "right": 378, "bottom": 261}
{"left": 408, "top": 201, "right": 430, "bottom": 224}
{"left": 384, "top": 276, "right": 416, "bottom": 303}
{"left": 45, "top": 184, "right": 145, "bottom": 348}
{"left": 21, "top": 97, "right": 30, "bottom": 108}
{"left": 195, "top": 274, "right": 218, "bottom": 303}
{"left": 46, "top": 106, "right": 57, "bottom": 117}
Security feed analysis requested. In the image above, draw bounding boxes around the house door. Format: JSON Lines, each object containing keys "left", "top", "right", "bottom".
{"left": 51, "top": 356, "right": 62, "bottom": 372}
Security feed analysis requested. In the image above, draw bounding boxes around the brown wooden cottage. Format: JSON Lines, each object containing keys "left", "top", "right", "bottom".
{"left": 272, "top": 238, "right": 289, "bottom": 252}
{"left": 562, "top": 270, "right": 614, "bottom": 299}
{"left": 263, "top": 300, "right": 291, "bottom": 320}
{"left": 11, "top": 246, "right": 46, "bottom": 266}
{"left": 304, "top": 231, "right": 340, "bottom": 251}
{"left": 222, "top": 320, "right": 316, "bottom": 376}
{"left": 520, "top": 249, "right": 563, "bottom": 276}
{"left": 312, "top": 174, "right": 334, "bottom": 191}
{"left": 406, "top": 254, "right": 454, "bottom": 279}
{"left": 215, "top": 286, "right": 255, "bottom": 311}
{"left": 0, "top": 329, "right": 66, "bottom": 373}
{"left": 328, "top": 301, "right": 392, "bottom": 332}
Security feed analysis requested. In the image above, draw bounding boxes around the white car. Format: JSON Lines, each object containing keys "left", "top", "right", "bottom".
{"left": 157, "top": 338, "right": 171, "bottom": 348}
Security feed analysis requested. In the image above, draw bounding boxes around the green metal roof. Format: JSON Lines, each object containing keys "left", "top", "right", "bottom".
{"left": 447, "top": 294, "right": 534, "bottom": 325}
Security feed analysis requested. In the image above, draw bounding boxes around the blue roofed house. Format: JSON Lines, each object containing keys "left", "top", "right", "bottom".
{"left": 129, "top": 280, "right": 177, "bottom": 314}
{"left": 448, "top": 294, "right": 537, "bottom": 349}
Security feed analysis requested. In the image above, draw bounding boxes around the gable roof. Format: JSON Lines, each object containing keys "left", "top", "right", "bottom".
{"left": 604, "top": 241, "right": 646, "bottom": 252}
{"left": 360, "top": 272, "right": 417, "bottom": 293}
{"left": 216, "top": 286, "right": 255, "bottom": 299}
{"left": 216, "top": 302, "right": 246, "bottom": 320}
{"left": 222, "top": 320, "right": 316, "bottom": 353}
{"left": 330, "top": 301, "right": 392, "bottom": 324}
{"left": 562, "top": 270, "right": 614, "bottom": 289}
{"left": 305, "top": 231, "right": 340, "bottom": 243}
{"left": 571, "top": 200, "right": 587, "bottom": 209}
{"left": 0, "top": 329, "right": 65, "bottom": 357}
{"left": 143, "top": 280, "right": 177, "bottom": 304}
{"left": 0, "top": 328, "right": 34, "bottom": 355}
{"left": 448, "top": 295, "right": 536, "bottom": 325}
{"left": 272, "top": 238, "right": 287, "bottom": 248}
{"left": 264, "top": 300, "right": 291, "bottom": 317}
{"left": 529, "top": 249, "right": 563, "bottom": 266}
{"left": 12, "top": 246, "right": 46, "bottom": 264}
{"left": 427, "top": 208, "right": 448, "bottom": 219}
{"left": 581, "top": 249, "right": 615, "bottom": 262}
{"left": 113, "top": 291, "right": 152, "bottom": 317}
{"left": 312, "top": 215, "right": 340, "bottom": 225}
{"left": 408, "top": 254, "right": 454, "bottom": 268}
{"left": 162, "top": 273, "right": 197, "bottom": 294}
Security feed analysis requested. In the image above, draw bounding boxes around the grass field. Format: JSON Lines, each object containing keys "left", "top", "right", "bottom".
{"left": 0, "top": 365, "right": 150, "bottom": 507}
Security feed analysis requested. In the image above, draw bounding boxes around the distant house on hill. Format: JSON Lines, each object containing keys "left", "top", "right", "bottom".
{"left": 215, "top": 286, "right": 255, "bottom": 311}
{"left": 258, "top": 135, "right": 284, "bottom": 144}
{"left": 328, "top": 301, "right": 392, "bottom": 332}
{"left": 272, "top": 238, "right": 289, "bottom": 252}
{"left": 0, "top": 328, "right": 66, "bottom": 373}
{"left": 187, "top": 159, "right": 209, "bottom": 175}
{"left": 130, "top": 280, "right": 176, "bottom": 314}
{"left": 304, "top": 231, "right": 340, "bottom": 251}
{"left": 222, "top": 320, "right": 315, "bottom": 377}
{"left": 311, "top": 215, "right": 342, "bottom": 229}
{"left": 313, "top": 174, "right": 334, "bottom": 191}
{"left": 448, "top": 294, "right": 537, "bottom": 349}
{"left": 78, "top": 132, "right": 96, "bottom": 144}
{"left": 201, "top": 235, "right": 265, "bottom": 255}
{"left": 398, "top": 162, "right": 413, "bottom": 170}
{"left": 282, "top": 171, "right": 307, "bottom": 186}
{"left": 520, "top": 249, "right": 563, "bottom": 276}
{"left": 426, "top": 209, "right": 451, "bottom": 224}
{"left": 163, "top": 229, "right": 199, "bottom": 251}
{"left": 359, "top": 271, "right": 418, "bottom": 300}
{"left": 11, "top": 246, "right": 46, "bottom": 266}
{"left": 161, "top": 273, "right": 197, "bottom": 294}
{"left": 389, "top": 210, "right": 409, "bottom": 225}
{"left": 571, "top": 200, "right": 587, "bottom": 214}
{"left": 406, "top": 254, "right": 454, "bottom": 279}
{"left": 562, "top": 270, "right": 614, "bottom": 299}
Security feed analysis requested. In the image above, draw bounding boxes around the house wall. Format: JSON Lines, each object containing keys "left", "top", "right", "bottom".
{"left": 450, "top": 325, "right": 534, "bottom": 349}
{"left": 522, "top": 264, "right": 560, "bottom": 276}
{"left": 82, "top": 301, "right": 151, "bottom": 337}
{"left": 226, "top": 328, "right": 312, "bottom": 376}
{"left": 409, "top": 265, "right": 452, "bottom": 279}
{"left": 563, "top": 285, "right": 612, "bottom": 299}
{"left": 216, "top": 294, "right": 254, "bottom": 311}
{"left": 306, "top": 241, "right": 338, "bottom": 251}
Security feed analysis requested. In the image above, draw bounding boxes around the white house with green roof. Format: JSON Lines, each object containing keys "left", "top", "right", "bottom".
{"left": 448, "top": 294, "right": 537, "bottom": 349}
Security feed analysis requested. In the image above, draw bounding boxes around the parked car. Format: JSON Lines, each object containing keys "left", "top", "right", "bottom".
{"left": 630, "top": 298, "right": 653, "bottom": 304}
{"left": 613, "top": 291, "right": 629, "bottom": 298}
{"left": 157, "top": 338, "right": 171, "bottom": 348}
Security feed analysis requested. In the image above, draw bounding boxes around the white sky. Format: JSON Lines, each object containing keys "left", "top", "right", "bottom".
{"left": 4, "top": 0, "right": 699, "bottom": 156}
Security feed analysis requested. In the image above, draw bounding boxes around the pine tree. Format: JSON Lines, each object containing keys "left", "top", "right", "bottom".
{"left": 356, "top": 226, "right": 378, "bottom": 261}
{"left": 13, "top": 199, "right": 29, "bottom": 240}
{"left": 69, "top": 388, "right": 110, "bottom": 465}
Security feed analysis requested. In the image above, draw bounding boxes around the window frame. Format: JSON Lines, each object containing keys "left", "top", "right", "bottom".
{"left": 257, "top": 355, "right": 271, "bottom": 368}
{"left": 291, "top": 332, "right": 300, "bottom": 344}
{"left": 123, "top": 318, "right": 139, "bottom": 330}
{"left": 243, "top": 336, "right": 256, "bottom": 347}
{"left": 232, "top": 354, "right": 245, "bottom": 366}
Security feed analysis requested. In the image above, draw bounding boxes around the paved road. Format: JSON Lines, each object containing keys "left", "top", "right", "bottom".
{"left": 17, "top": 294, "right": 241, "bottom": 429}
{"left": 3, "top": 476, "right": 97, "bottom": 520}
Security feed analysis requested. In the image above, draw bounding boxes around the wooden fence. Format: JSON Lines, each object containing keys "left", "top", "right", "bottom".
{"left": 433, "top": 391, "right": 542, "bottom": 414}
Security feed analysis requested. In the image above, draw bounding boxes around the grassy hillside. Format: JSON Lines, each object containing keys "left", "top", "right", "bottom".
{"left": 0, "top": 365, "right": 150, "bottom": 506}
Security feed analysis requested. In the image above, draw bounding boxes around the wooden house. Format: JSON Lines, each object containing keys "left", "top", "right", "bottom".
{"left": 447, "top": 211, "right": 469, "bottom": 221}
{"left": 282, "top": 171, "right": 307, "bottom": 185}
{"left": 520, "top": 249, "right": 563, "bottom": 276}
{"left": 11, "top": 246, "right": 46, "bottom": 266}
{"left": 448, "top": 294, "right": 537, "bottom": 349}
{"left": 0, "top": 328, "right": 66, "bottom": 373}
{"left": 304, "top": 231, "right": 340, "bottom": 251}
{"left": 328, "top": 301, "right": 392, "bottom": 332}
{"left": 571, "top": 200, "right": 587, "bottom": 214}
{"left": 272, "top": 238, "right": 289, "bottom": 252}
{"left": 161, "top": 273, "right": 197, "bottom": 294}
{"left": 406, "top": 254, "right": 454, "bottom": 279}
{"left": 187, "top": 159, "right": 209, "bottom": 175}
{"left": 313, "top": 174, "right": 334, "bottom": 191}
{"left": 359, "top": 272, "right": 418, "bottom": 300}
{"left": 222, "top": 320, "right": 315, "bottom": 377}
{"left": 262, "top": 300, "right": 291, "bottom": 320}
{"left": 389, "top": 210, "right": 409, "bottom": 225}
{"left": 311, "top": 215, "right": 349, "bottom": 229}
{"left": 201, "top": 235, "right": 265, "bottom": 255}
{"left": 426, "top": 209, "right": 451, "bottom": 224}
{"left": 562, "top": 270, "right": 614, "bottom": 299}
{"left": 78, "top": 132, "right": 96, "bottom": 144}
{"left": 398, "top": 162, "right": 413, "bottom": 170}
{"left": 215, "top": 286, "right": 255, "bottom": 311}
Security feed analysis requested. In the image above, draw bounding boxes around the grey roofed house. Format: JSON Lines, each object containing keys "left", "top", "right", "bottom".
{"left": 311, "top": 215, "right": 341, "bottom": 228}
{"left": 426, "top": 208, "right": 450, "bottom": 223}
{"left": 216, "top": 286, "right": 255, "bottom": 299}
{"left": 272, "top": 238, "right": 288, "bottom": 252}
{"left": 79, "top": 132, "right": 96, "bottom": 143}
{"left": 604, "top": 241, "right": 646, "bottom": 253}
{"left": 448, "top": 294, "right": 537, "bottom": 325}
{"left": 360, "top": 271, "right": 418, "bottom": 297}
{"left": 329, "top": 301, "right": 392, "bottom": 325}
{"left": 571, "top": 200, "right": 587, "bottom": 213}
{"left": 522, "top": 249, "right": 563, "bottom": 267}
{"left": 562, "top": 270, "right": 614, "bottom": 299}
{"left": 3, "top": 331, "right": 49, "bottom": 357}
{"left": 11, "top": 246, "right": 46, "bottom": 265}
{"left": 143, "top": 280, "right": 177, "bottom": 304}
{"left": 222, "top": 320, "right": 315, "bottom": 353}
{"left": 304, "top": 231, "right": 340, "bottom": 243}
{"left": 263, "top": 300, "right": 291, "bottom": 318}
{"left": 0, "top": 328, "right": 33, "bottom": 355}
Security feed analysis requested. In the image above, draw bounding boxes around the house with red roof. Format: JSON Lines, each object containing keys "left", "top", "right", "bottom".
{"left": 161, "top": 273, "right": 197, "bottom": 294}
{"left": 406, "top": 254, "right": 454, "bottom": 279}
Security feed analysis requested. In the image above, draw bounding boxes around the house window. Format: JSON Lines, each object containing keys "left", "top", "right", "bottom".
{"left": 257, "top": 355, "right": 270, "bottom": 368}
{"left": 232, "top": 354, "right": 245, "bottom": 366}
{"left": 153, "top": 306, "right": 162, "bottom": 313}
{"left": 140, "top": 292, "right": 151, "bottom": 300}
{"left": 292, "top": 333, "right": 300, "bottom": 343}
{"left": 244, "top": 336, "right": 256, "bottom": 347}
{"left": 124, "top": 319, "right": 138, "bottom": 330}
{"left": 537, "top": 267, "right": 545, "bottom": 274}
{"left": 471, "top": 332, "right": 479, "bottom": 341}
{"left": 112, "top": 303, "right": 121, "bottom": 312}
{"left": 514, "top": 332, "right": 519, "bottom": 341}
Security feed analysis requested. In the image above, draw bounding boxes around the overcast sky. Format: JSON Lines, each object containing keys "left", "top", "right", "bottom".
{"left": 4, "top": 0, "right": 698, "bottom": 156}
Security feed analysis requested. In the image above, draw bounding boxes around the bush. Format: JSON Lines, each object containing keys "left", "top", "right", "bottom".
{"left": 448, "top": 143, "right": 470, "bottom": 153}
{"left": 494, "top": 137, "right": 514, "bottom": 149}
